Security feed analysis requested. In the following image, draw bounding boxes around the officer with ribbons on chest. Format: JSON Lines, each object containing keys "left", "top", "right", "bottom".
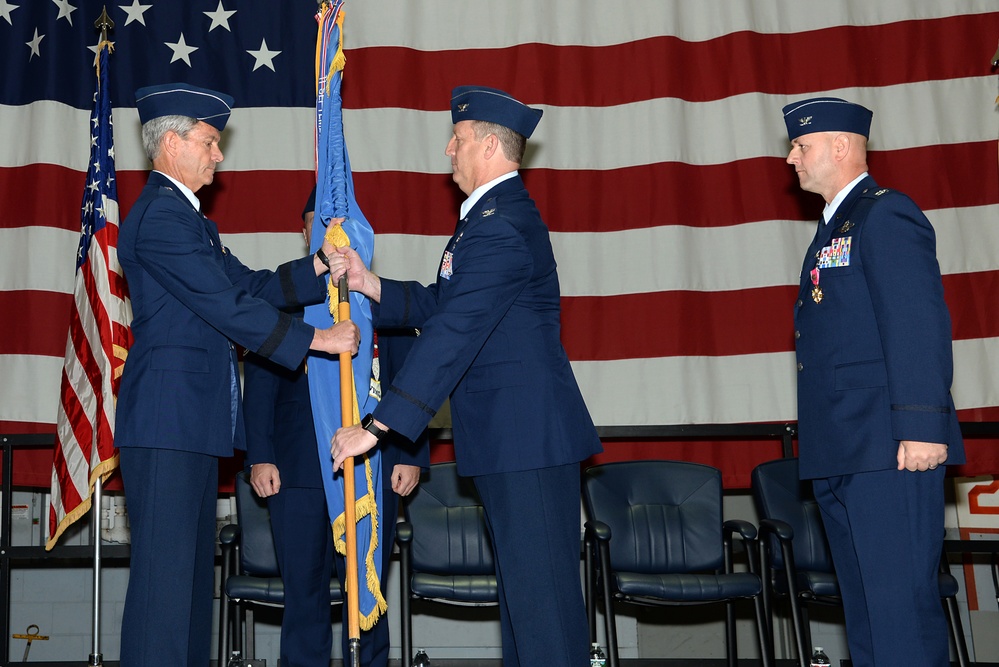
{"left": 783, "top": 97, "right": 965, "bottom": 667}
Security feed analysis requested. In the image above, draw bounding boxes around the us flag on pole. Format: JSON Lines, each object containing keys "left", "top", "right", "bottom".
{"left": 46, "top": 39, "right": 132, "bottom": 550}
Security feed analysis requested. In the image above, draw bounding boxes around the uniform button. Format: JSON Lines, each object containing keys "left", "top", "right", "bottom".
{"left": 794, "top": 330, "right": 801, "bottom": 339}
{"left": 796, "top": 299, "right": 803, "bottom": 307}
{"left": 797, "top": 362, "right": 803, "bottom": 371}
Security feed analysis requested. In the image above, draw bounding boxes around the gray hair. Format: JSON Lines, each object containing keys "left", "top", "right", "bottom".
{"left": 140, "top": 115, "right": 199, "bottom": 162}
{"left": 471, "top": 120, "right": 526, "bottom": 164}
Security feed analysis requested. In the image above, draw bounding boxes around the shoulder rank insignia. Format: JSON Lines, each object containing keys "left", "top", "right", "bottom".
{"left": 875, "top": 189, "right": 889, "bottom": 196}
{"left": 481, "top": 208, "right": 496, "bottom": 217}
{"left": 838, "top": 220, "right": 853, "bottom": 233}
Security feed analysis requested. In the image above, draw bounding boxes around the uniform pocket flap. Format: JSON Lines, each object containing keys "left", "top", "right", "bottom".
{"left": 464, "top": 360, "right": 526, "bottom": 392}
{"left": 151, "top": 345, "right": 210, "bottom": 373}
{"left": 834, "top": 359, "right": 887, "bottom": 390}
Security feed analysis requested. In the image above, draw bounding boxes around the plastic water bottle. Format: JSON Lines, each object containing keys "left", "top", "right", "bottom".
{"left": 412, "top": 649, "right": 432, "bottom": 667}
{"left": 589, "top": 642, "right": 607, "bottom": 667}
{"left": 225, "top": 650, "right": 243, "bottom": 667}
{"left": 810, "top": 646, "right": 830, "bottom": 667}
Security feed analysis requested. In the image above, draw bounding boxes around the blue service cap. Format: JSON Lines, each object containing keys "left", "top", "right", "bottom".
{"left": 782, "top": 97, "right": 873, "bottom": 141}
{"left": 135, "top": 83, "right": 235, "bottom": 131}
{"left": 450, "top": 86, "right": 543, "bottom": 138}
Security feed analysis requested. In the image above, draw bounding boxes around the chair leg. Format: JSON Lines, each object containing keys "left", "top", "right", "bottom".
{"left": 245, "top": 608, "right": 255, "bottom": 658}
{"left": 783, "top": 576, "right": 809, "bottom": 667}
{"left": 944, "top": 594, "right": 970, "bottom": 667}
{"left": 940, "top": 554, "right": 970, "bottom": 667}
{"left": 725, "top": 600, "right": 737, "bottom": 667}
{"left": 232, "top": 603, "right": 244, "bottom": 656}
{"left": 760, "top": 545, "right": 774, "bottom": 648}
{"left": 400, "top": 547, "right": 413, "bottom": 667}
{"left": 585, "top": 536, "right": 597, "bottom": 643}
{"left": 597, "top": 541, "right": 620, "bottom": 667}
{"left": 218, "top": 566, "right": 231, "bottom": 663}
{"left": 753, "top": 594, "right": 775, "bottom": 667}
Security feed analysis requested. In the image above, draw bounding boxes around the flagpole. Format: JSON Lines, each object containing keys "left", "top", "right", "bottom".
{"left": 89, "top": 476, "right": 103, "bottom": 667}
{"left": 87, "top": 9, "right": 114, "bottom": 666}
{"left": 337, "top": 275, "right": 362, "bottom": 667}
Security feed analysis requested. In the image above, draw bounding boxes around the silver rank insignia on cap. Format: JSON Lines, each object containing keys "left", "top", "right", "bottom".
{"left": 457, "top": 103, "right": 469, "bottom": 112}
{"left": 838, "top": 220, "right": 853, "bottom": 233}
{"left": 798, "top": 116, "right": 813, "bottom": 127}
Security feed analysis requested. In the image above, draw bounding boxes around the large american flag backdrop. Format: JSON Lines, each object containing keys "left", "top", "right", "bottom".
{"left": 2, "top": 1, "right": 998, "bottom": 490}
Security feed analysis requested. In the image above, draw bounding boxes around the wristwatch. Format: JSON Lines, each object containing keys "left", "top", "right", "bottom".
{"left": 360, "top": 413, "right": 388, "bottom": 442}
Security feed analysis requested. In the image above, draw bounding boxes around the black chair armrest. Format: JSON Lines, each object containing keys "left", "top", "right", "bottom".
{"left": 396, "top": 521, "right": 413, "bottom": 546}
{"left": 219, "top": 523, "right": 240, "bottom": 547}
{"left": 758, "top": 518, "right": 794, "bottom": 542}
{"left": 584, "top": 519, "right": 612, "bottom": 542}
{"left": 723, "top": 518, "right": 758, "bottom": 541}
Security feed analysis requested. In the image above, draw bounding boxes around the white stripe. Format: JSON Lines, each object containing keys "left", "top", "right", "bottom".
{"left": 351, "top": 78, "right": 997, "bottom": 172}
{"left": 11, "top": 203, "right": 999, "bottom": 297}
{"left": 0, "top": 355, "right": 60, "bottom": 426}
{"left": 345, "top": 1, "right": 994, "bottom": 49}
{"left": 952, "top": 337, "right": 999, "bottom": 411}
{"left": 0, "top": 227, "right": 79, "bottom": 294}
{"left": 2, "top": 77, "right": 996, "bottom": 173}
{"left": 573, "top": 352, "right": 799, "bottom": 426}
{"left": 10, "top": 336, "right": 996, "bottom": 429}
{"left": 221, "top": 232, "right": 311, "bottom": 271}
{"left": 573, "top": 336, "right": 999, "bottom": 426}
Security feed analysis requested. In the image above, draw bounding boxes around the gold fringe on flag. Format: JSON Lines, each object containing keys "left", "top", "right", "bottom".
{"left": 324, "top": 221, "right": 386, "bottom": 630}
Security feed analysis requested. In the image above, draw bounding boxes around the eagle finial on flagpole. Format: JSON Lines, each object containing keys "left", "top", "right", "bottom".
{"left": 94, "top": 6, "right": 114, "bottom": 42}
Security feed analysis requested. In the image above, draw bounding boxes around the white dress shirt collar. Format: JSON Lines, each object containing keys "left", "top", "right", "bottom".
{"left": 822, "top": 172, "right": 868, "bottom": 224}
{"left": 459, "top": 171, "right": 517, "bottom": 221}
{"left": 154, "top": 170, "right": 202, "bottom": 212}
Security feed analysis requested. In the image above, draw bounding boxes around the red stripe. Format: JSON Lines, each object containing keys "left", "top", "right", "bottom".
{"left": 57, "top": 375, "right": 93, "bottom": 504}
{"left": 343, "top": 13, "right": 998, "bottom": 109}
{"left": 8, "top": 142, "right": 997, "bottom": 237}
{"left": 0, "top": 165, "right": 148, "bottom": 232}
{"left": 561, "top": 287, "right": 797, "bottom": 361}
{"left": 944, "top": 271, "right": 999, "bottom": 342}
{"left": 557, "top": 272, "right": 999, "bottom": 362}
{"left": 9, "top": 268, "right": 999, "bottom": 363}
{"left": 0, "top": 291, "right": 71, "bottom": 355}
{"left": 355, "top": 143, "right": 999, "bottom": 235}
{"left": 66, "top": 298, "right": 106, "bottom": 413}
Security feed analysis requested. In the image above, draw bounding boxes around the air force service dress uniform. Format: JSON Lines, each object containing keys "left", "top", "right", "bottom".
{"left": 116, "top": 84, "right": 327, "bottom": 667}
{"left": 370, "top": 87, "right": 602, "bottom": 667}
{"left": 786, "top": 98, "right": 965, "bottom": 666}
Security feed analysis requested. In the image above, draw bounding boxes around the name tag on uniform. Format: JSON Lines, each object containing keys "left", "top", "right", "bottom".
{"left": 440, "top": 250, "right": 454, "bottom": 280}
{"left": 817, "top": 237, "right": 851, "bottom": 269}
